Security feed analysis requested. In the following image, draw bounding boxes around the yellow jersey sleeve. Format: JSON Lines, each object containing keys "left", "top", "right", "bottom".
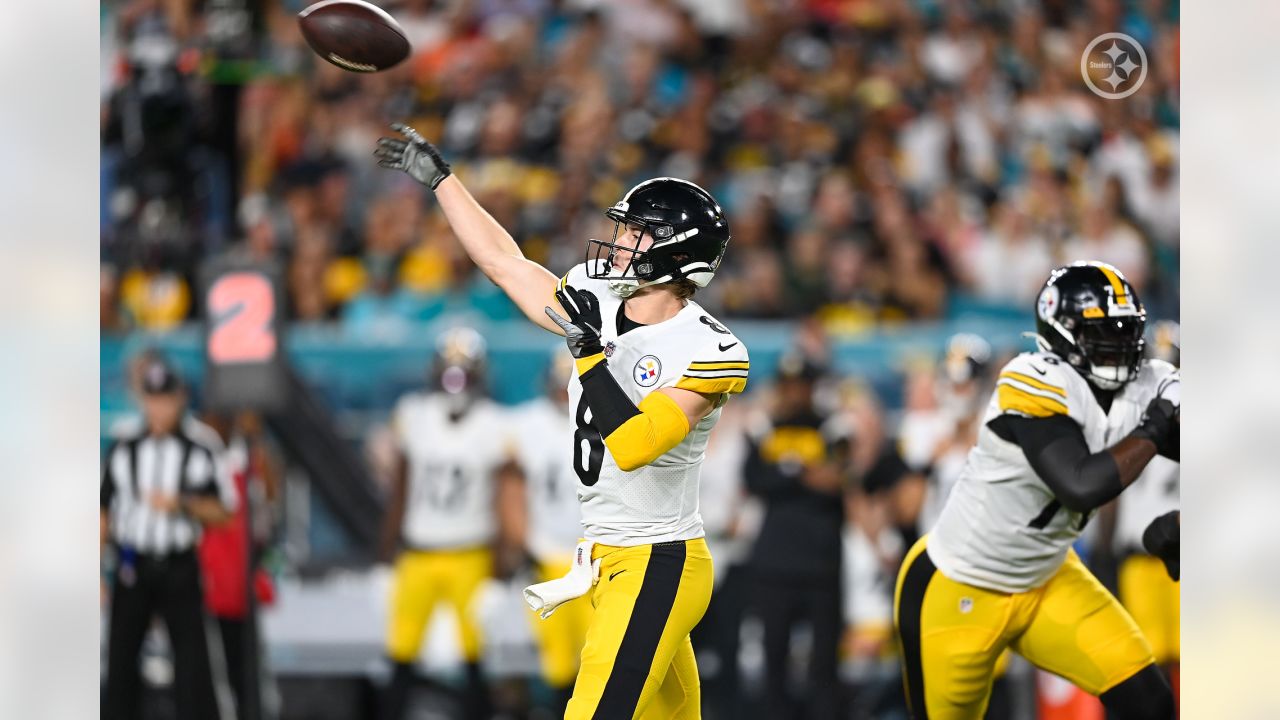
{"left": 995, "top": 355, "right": 1070, "bottom": 418}
{"left": 673, "top": 335, "right": 750, "bottom": 396}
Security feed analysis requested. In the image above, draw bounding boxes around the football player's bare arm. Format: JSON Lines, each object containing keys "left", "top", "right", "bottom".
{"left": 378, "top": 453, "right": 408, "bottom": 563}
{"left": 375, "top": 124, "right": 564, "bottom": 335}
{"left": 183, "top": 494, "right": 234, "bottom": 527}
{"left": 992, "top": 395, "right": 1178, "bottom": 514}
{"left": 656, "top": 386, "right": 717, "bottom": 430}
{"left": 433, "top": 178, "right": 564, "bottom": 335}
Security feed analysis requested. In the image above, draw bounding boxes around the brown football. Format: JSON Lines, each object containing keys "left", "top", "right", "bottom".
{"left": 297, "top": 0, "right": 411, "bottom": 73}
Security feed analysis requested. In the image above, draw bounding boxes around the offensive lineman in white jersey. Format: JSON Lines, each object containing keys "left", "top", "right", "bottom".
{"left": 504, "top": 352, "right": 589, "bottom": 713}
{"left": 377, "top": 124, "right": 749, "bottom": 719}
{"left": 893, "top": 262, "right": 1179, "bottom": 719}
{"left": 380, "top": 327, "right": 511, "bottom": 720}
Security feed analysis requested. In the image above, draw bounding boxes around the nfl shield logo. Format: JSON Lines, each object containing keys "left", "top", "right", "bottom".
{"left": 604, "top": 341, "right": 616, "bottom": 358}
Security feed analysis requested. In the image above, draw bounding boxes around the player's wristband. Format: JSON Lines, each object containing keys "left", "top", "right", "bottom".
{"left": 575, "top": 352, "right": 606, "bottom": 375}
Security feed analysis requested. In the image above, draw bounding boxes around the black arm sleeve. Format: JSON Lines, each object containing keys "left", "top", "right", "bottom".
{"left": 578, "top": 360, "right": 641, "bottom": 437}
{"left": 1158, "top": 422, "right": 1179, "bottom": 462}
{"left": 988, "top": 414, "right": 1123, "bottom": 514}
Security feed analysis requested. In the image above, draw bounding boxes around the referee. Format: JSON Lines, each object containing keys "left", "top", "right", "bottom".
{"left": 101, "top": 358, "right": 237, "bottom": 720}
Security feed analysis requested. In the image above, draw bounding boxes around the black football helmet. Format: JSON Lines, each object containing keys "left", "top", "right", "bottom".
{"left": 429, "top": 326, "right": 488, "bottom": 415}
{"left": 1033, "top": 262, "right": 1146, "bottom": 391}
{"left": 942, "top": 333, "right": 992, "bottom": 386}
{"left": 587, "top": 177, "right": 731, "bottom": 298}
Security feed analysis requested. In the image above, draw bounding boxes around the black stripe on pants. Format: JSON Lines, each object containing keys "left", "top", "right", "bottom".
{"left": 593, "top": 540, "right": 686, "bottom": 720}
{"left": 898, "top": 548, "right": 937, "bottom": 720}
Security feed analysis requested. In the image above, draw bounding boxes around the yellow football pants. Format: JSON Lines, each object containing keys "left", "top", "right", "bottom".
{"left": 894, "top": 536, "right": 1155, "bottom": 719}
{"left": 530, "top": 557, "right": 593, "bottom": 688}
{"left": 386, "top": 546, "right": 492, "bottom": 663}
{"left": 565, "top": 538, "right": 713, "bottom": 720}
{"left": 1118, "top": 554, "right": 1180, "bottom": 664}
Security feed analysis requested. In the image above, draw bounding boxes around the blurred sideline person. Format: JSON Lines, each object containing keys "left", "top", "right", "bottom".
{"left": 199, "top": 411, "right": 282, "bottom": 720}
{"left": 102, "top": 358, "right": 237, "bottom": 720}
{"left": 379, "top": 327, "right": 511, "bottom": 720}
{"left": 894, "top": 262, "right": 1179, "bottom": 719}
{"left": 743, "top": 354, "right": 846, "bottom": 719}
{"left": 501, "top": 351, "right": 591, "bottom": 716}
{"left": 377, "top": 124, "right": 749, "bottom": 719}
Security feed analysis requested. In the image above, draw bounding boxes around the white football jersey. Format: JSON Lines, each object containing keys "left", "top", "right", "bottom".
{"left": 1113, "top": 456, "right": 1179, "bottom": 554}
{"left": 928, "top": 352, "right": 1178, "bottom": 593}
{"left": 509, "top": 396, "right": 583, "bottom": 561}
{"left": 560, "top": 262, "right": 750, "bottom": 546}
{"left": 393, "top": 392, "right": 512, "bottom": 549}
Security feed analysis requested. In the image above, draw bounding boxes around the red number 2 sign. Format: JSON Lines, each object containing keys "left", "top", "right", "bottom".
{"left": 208, "top": 272, "right": 277, "bottom": 364}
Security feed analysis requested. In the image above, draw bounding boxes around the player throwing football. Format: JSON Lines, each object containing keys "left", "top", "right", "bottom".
{"left": 894, "top": 262, "right": 1178, "bottom": 719}
{"left": 377, "top": 124, "right": 749, "bottom": 719}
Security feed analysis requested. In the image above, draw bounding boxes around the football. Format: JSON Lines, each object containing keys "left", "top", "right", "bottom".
{"left": 297, "top": 0, "right": 411, "bottom": 73}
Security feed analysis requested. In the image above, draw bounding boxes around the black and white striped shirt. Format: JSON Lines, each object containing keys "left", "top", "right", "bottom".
{"left": 100, "top": 418, "right": 237, "bottom": 555}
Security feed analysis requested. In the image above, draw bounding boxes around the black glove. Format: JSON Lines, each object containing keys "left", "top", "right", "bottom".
{"left": 374, "top": 123, "right": 452, "bottom": 190}
{"left": 1141, "top": 510, "right": 1180, "bottom": 581}
{"left": 1131, "top": 396, "right": 1178, "bottom": 459}
{"left": 545, "top": 286, "right": 604, "bottom": 359}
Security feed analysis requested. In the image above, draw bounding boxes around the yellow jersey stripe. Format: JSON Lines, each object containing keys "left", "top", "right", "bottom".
{"left": 997, "top": 384, "right": 1068, "bottom": 417}
{"left": 675, "top": 375, "right": 748, "bottom": 395}
{"left": 1096, "top": 264, "right": 1129, "bottom": 305}
{"left": 687, "top": 361, "right": 750, "bottom": 370}
{"left": 998, "top": 371, "right": 1067, "bottom": 398}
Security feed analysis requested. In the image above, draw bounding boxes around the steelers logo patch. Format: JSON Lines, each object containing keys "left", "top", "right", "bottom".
{"left": 633, "top": 355, "right": 662, "bottom": 387}
{"left": 1037, "top": 285, "right": 1060, "bottom": 322}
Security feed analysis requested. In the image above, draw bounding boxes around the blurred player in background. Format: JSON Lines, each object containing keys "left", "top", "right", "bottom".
{"left": 1103, "top": 320, "right": 1181, "bottom": 695}
{"left": 895, "top": 262, "right": 1179, "bottom": 719}
{"left": 379, "top": 327, "right": 510, "bottom": 720}
{"left": 743, "top": 353, "right": 846, "bottom": 720}
{"left": 376, "top": 125, "right": 749, "bottom": 719}
{"left": 501, "top": 351, "right": 590, "bottom": 716}
{"left": 689, "top": 394, "right": 752, "bottom": 720}
{"left": 900, "top": 334, "right": 994, "bottom": 537}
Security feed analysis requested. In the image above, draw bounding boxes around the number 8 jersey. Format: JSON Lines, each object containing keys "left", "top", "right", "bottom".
{"left": 560, "top": 262, "right": 750, "bottom": 547}
{"left": 926, "top": 351, "right": 1178, "bottom": 593}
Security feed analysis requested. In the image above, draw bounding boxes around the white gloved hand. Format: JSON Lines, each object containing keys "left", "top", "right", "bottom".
{"left": 523, "top": 540, "right": 600, "bottom": 620}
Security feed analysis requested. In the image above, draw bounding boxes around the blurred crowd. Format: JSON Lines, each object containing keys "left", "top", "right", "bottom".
{"left": 101, "top": 0, "right": 1179, "bottom": 337}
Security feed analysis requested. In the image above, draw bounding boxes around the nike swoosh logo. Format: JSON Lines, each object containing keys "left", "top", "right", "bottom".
{"left": 609, "top": 569, "right": 626, "bottom": 581}
{"left": 1029, "top": 365, "right": 1047, "bottom": 376}
{"left": 718, "top": 342, "right": 738, "bottom": 352}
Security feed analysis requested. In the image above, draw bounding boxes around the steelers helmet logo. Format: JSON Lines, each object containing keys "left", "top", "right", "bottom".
{"left": 1037, "top": 285, "right": 1060, "bottom": 322}
{"left": 633, "top": 355, "right": 662, "bottom": 387}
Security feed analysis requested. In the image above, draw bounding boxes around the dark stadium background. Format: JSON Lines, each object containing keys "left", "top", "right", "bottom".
{"left": 99, "top": 0, "right": 1179, "bottom": 718}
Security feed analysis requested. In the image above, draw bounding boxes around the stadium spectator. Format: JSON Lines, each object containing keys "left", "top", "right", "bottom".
{"left": 98, "top": 0, "right": 1180, "bottom": 329}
